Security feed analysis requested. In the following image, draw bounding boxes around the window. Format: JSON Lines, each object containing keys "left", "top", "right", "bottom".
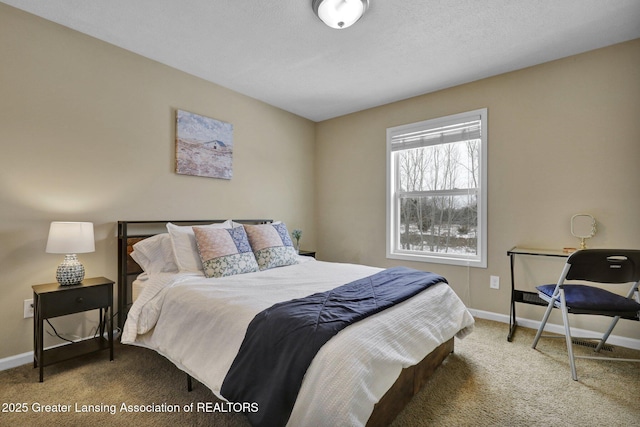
{"left": 386, "top": 109, "right": 487, "bottom": 268}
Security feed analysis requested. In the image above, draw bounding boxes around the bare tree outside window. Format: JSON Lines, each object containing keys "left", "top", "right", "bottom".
{"left": 387, "top": 109, "right": 487, "bottom": 267}
{"left": 398, "top": 141, "right": 478, "bottom": 255}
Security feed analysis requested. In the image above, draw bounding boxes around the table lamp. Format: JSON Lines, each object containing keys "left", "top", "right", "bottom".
{"left": 46, "top": 222, "right": 95, "bottom": 285}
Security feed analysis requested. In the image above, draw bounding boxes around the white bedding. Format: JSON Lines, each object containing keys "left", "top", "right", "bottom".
{"left": 122, "top": 258, "right": 474, "bottom": 426}
{"left": 131, "top": 273, "right": 149, "bottom": 302}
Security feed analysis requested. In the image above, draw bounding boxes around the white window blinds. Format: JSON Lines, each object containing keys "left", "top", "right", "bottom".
{"left": 390, "top": 117, "right": 482, "bottom": 152}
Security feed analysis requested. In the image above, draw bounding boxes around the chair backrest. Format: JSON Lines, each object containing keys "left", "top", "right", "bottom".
{"left": 566, "top": 249, "right": 640, "bottom": 283}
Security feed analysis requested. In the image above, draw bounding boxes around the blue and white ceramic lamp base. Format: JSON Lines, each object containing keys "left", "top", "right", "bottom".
{"left": 56, "top": 254, "right": 85, "bottom": 286}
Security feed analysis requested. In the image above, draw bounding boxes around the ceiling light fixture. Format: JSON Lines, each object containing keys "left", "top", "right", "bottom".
{"left": 312, "top": 0, "right": 369, "bottom": 29}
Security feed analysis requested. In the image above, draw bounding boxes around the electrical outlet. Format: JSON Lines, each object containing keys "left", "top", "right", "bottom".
{"left": 490, "top": 275, "right": 500, "bottom": 289}
{"left": 24, "top": 299, "right": 34, "bottom": 318}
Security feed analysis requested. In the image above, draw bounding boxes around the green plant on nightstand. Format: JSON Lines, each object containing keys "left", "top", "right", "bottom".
{"left": 291, "top": 229, "right": 302, "bottom": 253}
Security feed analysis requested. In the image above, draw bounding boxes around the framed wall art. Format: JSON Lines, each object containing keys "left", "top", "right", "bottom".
{"left": 175, "top": 109, "right": 233, "bottom": 179}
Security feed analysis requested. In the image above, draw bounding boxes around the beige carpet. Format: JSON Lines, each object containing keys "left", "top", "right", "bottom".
{"left": 1, "top": 318, "right": 638, "bottom": 426}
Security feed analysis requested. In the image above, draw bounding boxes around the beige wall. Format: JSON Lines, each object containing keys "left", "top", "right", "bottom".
{"left": 1, "top": 2, "right": 639, "bottom": 361}
{"left": 0, "top": 5, "right": 316, "bottom": 358}
{"left": 315, "top": 39, "right": 640, "bottom": 340}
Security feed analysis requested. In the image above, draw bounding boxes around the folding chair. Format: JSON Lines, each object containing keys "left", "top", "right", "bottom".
{"left": 531, "top": 249, "right": 640, "bottom": 380}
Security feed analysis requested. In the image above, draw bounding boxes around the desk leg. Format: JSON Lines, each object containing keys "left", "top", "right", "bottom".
{"left": 508, "top": 253, "right": 517, "bottom": 342}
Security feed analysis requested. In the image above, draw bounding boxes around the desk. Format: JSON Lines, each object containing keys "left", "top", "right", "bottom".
{"left": 507, "top": 247, "right": 569, "bottom": 341}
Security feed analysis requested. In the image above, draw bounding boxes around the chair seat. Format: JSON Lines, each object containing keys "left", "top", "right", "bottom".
{"left": 537, "top": 284, "right": 640, "bottom": 317}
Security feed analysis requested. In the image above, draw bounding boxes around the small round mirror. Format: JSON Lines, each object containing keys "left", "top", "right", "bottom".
{"left": 571, "top": 213, "right": 596, "bottom": 249}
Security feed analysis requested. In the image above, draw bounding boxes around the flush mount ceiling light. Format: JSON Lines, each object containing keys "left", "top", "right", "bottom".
{"left": 312, "top": 0, "right": 369, "bottom": 29}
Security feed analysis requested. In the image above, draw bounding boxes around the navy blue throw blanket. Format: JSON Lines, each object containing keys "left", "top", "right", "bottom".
{"left": 220, "top": 266, "right": 446, "bottom": 427}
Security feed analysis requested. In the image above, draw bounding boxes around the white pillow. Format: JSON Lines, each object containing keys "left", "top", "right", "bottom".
{"left": 130, "top": 233, "right": 178, "bottom": 274}
{"left": 167, "top": 221, "right": 232, "bottom": 272}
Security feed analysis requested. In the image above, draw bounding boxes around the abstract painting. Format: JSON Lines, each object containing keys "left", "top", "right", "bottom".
{"left": 176, "top": 109, "right": 233, "bottom": 179}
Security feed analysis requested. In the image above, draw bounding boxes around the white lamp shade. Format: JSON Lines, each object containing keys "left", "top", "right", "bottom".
{"left": 313, "top": 0, "right": 369, "bottom": 29}
{"left": 46, "top": 222, "right": 95, "bottom": 254}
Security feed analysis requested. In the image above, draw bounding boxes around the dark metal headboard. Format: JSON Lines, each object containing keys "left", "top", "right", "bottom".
{"left": 117, "top": 219, "right": 272, "bottom": 330}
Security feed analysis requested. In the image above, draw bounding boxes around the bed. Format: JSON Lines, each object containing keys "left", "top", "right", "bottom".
{"left": 117, "top": 220, "right": 474, "bottom": 427}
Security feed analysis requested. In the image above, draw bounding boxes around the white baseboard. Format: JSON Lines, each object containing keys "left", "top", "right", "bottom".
{"left": 469, "top": 309, "right": 640, "bottom": 350}
{"left": 0, "top": 350, "right": 34, "bottom": 372}
{"left": 0, "top": 329, "right": 121, "bottom": 372}
{"left": 2, "top": 313, "right": 638, "bottom": 371}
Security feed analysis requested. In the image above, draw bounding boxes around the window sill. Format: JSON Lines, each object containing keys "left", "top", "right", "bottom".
{"left": 386, "top": 251, "right": 486, "bottom": 268}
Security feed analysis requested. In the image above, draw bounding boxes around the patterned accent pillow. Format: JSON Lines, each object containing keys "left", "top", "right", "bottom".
{"left": 167, "top": 221, "right": 232, "bottom": 272}
{"left": 244, "top": 223, "right": 299, "bottom": 270}
{"left": 192, "top": 226, "right": 260, "bottom": 278}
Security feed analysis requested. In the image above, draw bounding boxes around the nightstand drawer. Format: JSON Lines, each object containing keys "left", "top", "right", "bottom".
{"left": 40, "top": 285, "right": 110, "bottom": 318}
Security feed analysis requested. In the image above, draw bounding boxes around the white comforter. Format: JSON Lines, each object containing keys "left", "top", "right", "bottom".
{"left": 122, "top": 258, "right": 474, "bottom": 426}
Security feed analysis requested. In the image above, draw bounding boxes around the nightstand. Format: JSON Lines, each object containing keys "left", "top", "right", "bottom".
{"left": 298, "top": 250, "right": 316, "bottom": 258}
{"left": 32, "top": 276, "right": 114, "bottom": 382}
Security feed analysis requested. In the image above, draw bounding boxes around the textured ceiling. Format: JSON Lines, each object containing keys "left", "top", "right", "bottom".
{"left": 3, "top": 0, "right": 640, "bottom": 121}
